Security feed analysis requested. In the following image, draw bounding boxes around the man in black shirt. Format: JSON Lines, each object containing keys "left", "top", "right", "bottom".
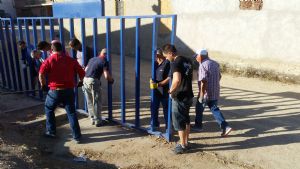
{"left": 83, "top": 48, "right": 114, "bottom": 127}
{"left": 69, "top": 38, "right": 93, "bottom": 68}
{"left": 162, "top": 44, "right": 194, "bottom": 154}
{"left": 150, "top": 48, "right": 170, "bottom": 129}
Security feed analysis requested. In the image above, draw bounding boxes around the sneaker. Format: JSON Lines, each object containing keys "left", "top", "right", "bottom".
{"left": 73, "top": 138, "right": 81, "bottom": 144}
{"left": 221, "top": 126, "right": 232, "bottom": 137}
{"left": 44, "top": 131, "right": 56, "bottom": 138}
{"left": 185, "top": 142, "right": 191, "bottom": 150}
{"left": 191, "top": 124, "right": 203, "bottom": 132}
{"left": 174, "top": 144, "right": 186, "bottom": 154}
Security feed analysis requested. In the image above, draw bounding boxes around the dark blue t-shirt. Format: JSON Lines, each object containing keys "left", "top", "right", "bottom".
{"left": 155, "top": 59, "right": 170, "bottom": 98}
{"left": 85, "top": 57, "right": 108, "bottom": 80}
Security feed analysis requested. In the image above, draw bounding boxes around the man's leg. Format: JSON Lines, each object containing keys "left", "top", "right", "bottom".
{"left": 64, "top": 89, "right": 81, "bottom": 139}
{"left": 93, "top": 80, "right": 102, "bottom": 126}
{"left": 161, "top": 97, "right": 169, "bottom": 128}
{"left": 150, "top": 94, "right": 160, "bottom": 128}
{"left": 83, "top": 79, "right": 95, "bottom": 124}
{"left": 195, "top": 100, "right": 205, "bottom": 127}
{"left": 207, "top": 100, "right": 230, "bottom": 132}
{"left": 44, "top": 90, "right": 59, "bottom": 135}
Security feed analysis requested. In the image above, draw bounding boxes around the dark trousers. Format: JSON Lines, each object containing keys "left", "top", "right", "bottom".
{"left": 45, "top": 89, "right": 81, "bottom": 139}
{"left": 151, "top": 95, "right": 169, "bottom": 128}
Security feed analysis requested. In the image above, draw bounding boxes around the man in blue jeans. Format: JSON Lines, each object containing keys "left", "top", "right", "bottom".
{"left": 150, "top": 48, "right": 170, "bottom": 130}
{"left": 193, "top": 49, "right": 232, "bottom": 137}
{"left": 39, "top": 41, "right": 85, "bottom": 143}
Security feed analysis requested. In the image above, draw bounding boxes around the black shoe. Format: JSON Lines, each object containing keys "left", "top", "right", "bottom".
{"left": 44, "top": 131, "right": 56, "bottom": 138}
{"left": 174, "top": 144, "right": 186, "bottom": 154}
{"left": 191, "top": 124, "right": 203, "bottom": 132}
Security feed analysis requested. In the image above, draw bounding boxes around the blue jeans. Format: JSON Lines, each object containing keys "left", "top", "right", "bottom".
{"left": 45, "top": 89, "right": 81, "bottom": 139}
{"left": 151, "top": 95, "right": 169, "bottom": 128}
{"left": 195, "top": 100, "right": 228, "bottom": 130}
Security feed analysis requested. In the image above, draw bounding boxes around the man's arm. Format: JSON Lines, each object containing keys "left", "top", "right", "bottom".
{"left": 158, "top": 77, "right": 170, "bottom": 87}
{"left": 103, "top": 69, "right": 114, "bottom": 83}
{"left": 75, "top": 61, "right": 85, "bottom": 81}
{"left": 199, "top": 80, "right": 207, "bottom": 99}
{"left": 169, "top": 72, "right": 181, "bottom": 94}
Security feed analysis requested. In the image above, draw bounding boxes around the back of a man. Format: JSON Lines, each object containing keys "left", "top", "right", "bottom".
{"left": 39, "top": 41, "right": 85, "bottom": 143}
{"left": 44, "top": 52, "right": 81, "bottom": 89}
{"left": 171, "top": 56, "right": 194, "bottom": 101}
{"left": 194, "top": 49, "right": 232, "bottom": 137}
{"left": 83, "top": 48, "right": 114, "bottom": 127}
{"left": 200, "top": 58, "right": 220, "bottom": 100}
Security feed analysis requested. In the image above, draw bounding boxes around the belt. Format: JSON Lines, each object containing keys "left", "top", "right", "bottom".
{"left": 54, "top": 88, "right": 66, "bottom": 90}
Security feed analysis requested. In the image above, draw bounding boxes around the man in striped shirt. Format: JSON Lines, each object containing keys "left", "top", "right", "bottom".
{"left": 194, "top": 49, "right": 232, "bottom": 137}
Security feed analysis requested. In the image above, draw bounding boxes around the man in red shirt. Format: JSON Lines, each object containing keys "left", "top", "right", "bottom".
{"left": 39, "top": 41, "right": 85, "bottom": 143}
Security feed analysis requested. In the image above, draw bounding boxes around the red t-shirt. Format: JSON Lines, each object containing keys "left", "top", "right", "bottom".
{"left": 39, "top": 52, "right": 85, "bottom": 90}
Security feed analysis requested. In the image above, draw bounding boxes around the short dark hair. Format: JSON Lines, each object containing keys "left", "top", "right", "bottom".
{"left": 52, "top": 42, "right": 63, "bottom": 52}
{"left": 18, "top": 40, "right": 26, "bottom": 46}
{"left": 162, "top": 44, "right": 177, "bottom": 55}
{"left": 69, "top": 38, "right": 81, "bottom": 47}
{"left": 37, "top": 41, "right": 50, "bottom": 50}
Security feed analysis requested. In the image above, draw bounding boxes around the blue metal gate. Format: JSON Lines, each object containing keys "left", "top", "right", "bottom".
{"left": 0, "top": 15, "right": 177, "bottom": 142}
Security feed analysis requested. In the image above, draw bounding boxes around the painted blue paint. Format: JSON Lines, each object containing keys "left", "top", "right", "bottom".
{"left": 93, "top": 18, "right": 98, "bottom": 58}
{"left": 49, "top": 19, "right": 54, "bottom": 41}
{"left": 4, "top": 20, "right": 18, "bottom": 90}
{"left": 59, "top": 18, "right": 65, "bottom": 49}
{"left": 135, "top": 18, "right": 141, "bottom": 128}
{"left": 150, "top": 17, "right": 158, "bottom": 131}
{"left": 17, "top": 19, "right": 29, "bottom": 91}
{"left": 0, "top": 20, "right": 12, "bottom": 89}
{"left": 53, "top": 0, "right": 104, "bottom": 18}
{"left": 120, "top": 18, "right": 126, "bottom": 124}
{"left": 106, "top": 18, "right": 113, "bottom": 121}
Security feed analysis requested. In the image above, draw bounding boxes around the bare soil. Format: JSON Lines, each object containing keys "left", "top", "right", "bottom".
{"left": 1, "top": 72, "right": 300, "bottom": 169}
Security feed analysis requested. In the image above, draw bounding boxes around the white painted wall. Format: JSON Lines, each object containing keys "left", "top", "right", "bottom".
{"left": 171, "top": 0, "right": 300, "bottom": 64}
{"left": 0, "top": 0, "right": 16, "bottom": 17}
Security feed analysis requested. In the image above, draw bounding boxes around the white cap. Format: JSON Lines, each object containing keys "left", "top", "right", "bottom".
{"left": 193, "top": 48, "right": 208, "bottom": 59}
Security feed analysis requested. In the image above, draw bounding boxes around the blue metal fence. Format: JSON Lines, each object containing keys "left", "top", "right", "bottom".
{"left": 0, "top": 15, "right": 177, "bottom": 142}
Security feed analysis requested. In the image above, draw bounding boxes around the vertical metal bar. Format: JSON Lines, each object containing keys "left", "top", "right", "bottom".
{"left": 100, "top": 0, "right": 105, "bottom": 16}
{"left": 171, "top": 15, "right": 177, "bottom": 45}
{"left": 120, "top": 18, "right": 126, "bottom": 124}
{"left": 93, "top": 18, "right": 97, "bottom": 57}
{"left": 40, "top": 19, "right": 47, "bottom": 59}
{"left": 5, "top": 20, "right": 18, "bottom": 90}
{"left": 69, "top": 18, "right": 79, "bottom": 109}
{"left": 32, "top": 19, "right": 38, "bottom": 48}
{"left": 10, "top": 18, "right": 23, "bottom": 91}
{"left": 49, "top": 18, "right": 54, "bottom": 41}
{"left": 24, "top": 19, "right": 35, "bottom": 91}
{"left": 0, "top": 50, "right": 4, "bottom": 88}
{"left": 80, "top": 18, "right": 87, "bottom": 111}
{"left": 135, "top": 18, "right": 141, "bottom": 128}
{"left": 59, "top": 18, "right": 65, "bottom": 50}
{"left": 0, "top": 19, "right": 6, "bottom": 87}
{"left": 150, "top": 17, "right": 158, "bottom": 131}
{"left": 17, "top": 19, "right": 23, "bottom": 41}
{"left": 106, "top": 18, "right": 113, "bottom": 121}
{"left": 166, "top": 15, "right": 177, "bottom": 142}
{"left": 40, "top": 19, "right": 46, "bottom": 41}
{"left": 0, "top": 20, "right": 12, "bottom": 89}
{"left": 32, "top": 19, "right": 43, "bottom": 99}
{"left": 17, "top": 19, "right": 29, "bottom": 91}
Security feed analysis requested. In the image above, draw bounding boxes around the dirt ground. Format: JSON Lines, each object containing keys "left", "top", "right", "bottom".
{"left": 1, "top": 72, "right": 300, "bottom": 169}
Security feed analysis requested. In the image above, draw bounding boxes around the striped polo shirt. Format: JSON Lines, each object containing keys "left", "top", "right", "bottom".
{"left": 198, "top": 58, "right": 221, "bottom": 100}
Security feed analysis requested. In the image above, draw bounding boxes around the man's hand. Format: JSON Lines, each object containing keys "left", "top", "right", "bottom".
{"left": 41, "top": 85, "right": 47, "bottom": 91}
{"left": 109, "top": 78, "right": 114, "bottom": 84}
{"left": 149, "top": 79, "right": 158, "bottom": 89}
{"left": 77, "top": 80, "right": 83, "bottom": 87}
{"left": 198, "top": 96, "right": 206, "bottom": 104}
